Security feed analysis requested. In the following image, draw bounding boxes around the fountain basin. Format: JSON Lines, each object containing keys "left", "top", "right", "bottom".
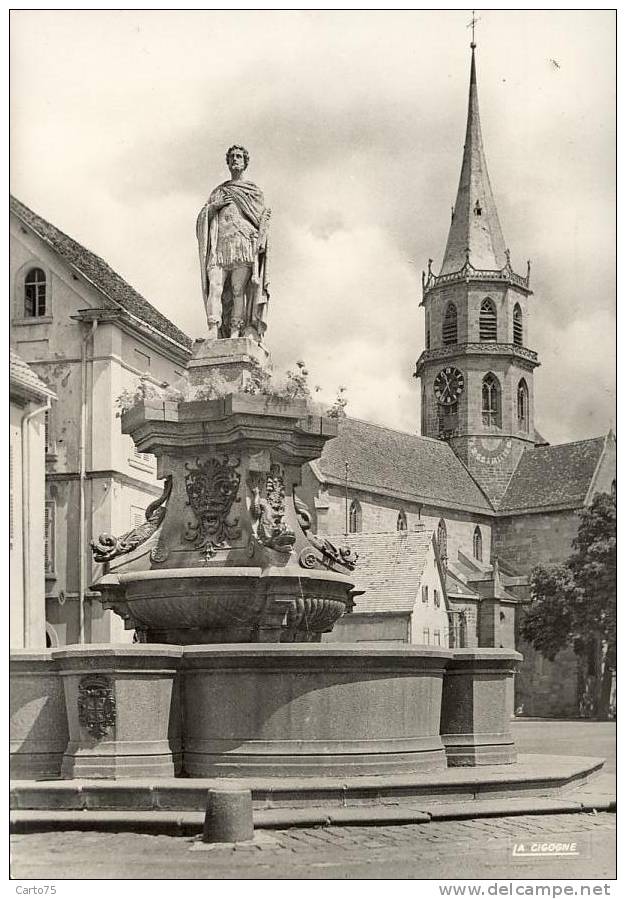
{"left": 97, "top": 567, "right": 355, "bottom": 644}
{"left": 181, "top": 644, "right": 449, "bottom": 777}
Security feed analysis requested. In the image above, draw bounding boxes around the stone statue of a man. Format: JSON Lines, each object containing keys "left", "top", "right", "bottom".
{"left": 196, "top": 146, "right": 271, "bottom": 340}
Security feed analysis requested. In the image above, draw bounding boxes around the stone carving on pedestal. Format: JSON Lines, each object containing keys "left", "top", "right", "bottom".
{"left": 91, "top": 475, "right": 173, "bottom": 564}
{"left": 248, "top": 463, "right": 296, "bottom": 554}
{"left": 183, "top": 456, "right": 241, "bottom": 560}
{"left": 77, "top": 675, "right": 116, "bottom": 739}
{"left": 196, "top": 145, "right": 271, "bottom": 341}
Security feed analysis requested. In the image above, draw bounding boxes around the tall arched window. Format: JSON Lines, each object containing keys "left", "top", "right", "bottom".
{"left": 425, "top": 311, "right": 431, "bottom": 350}
{"left": 397, "top": 509, "right": 407, "bottom": 531}
{"left": 482, "top": 373, "right": 502, "bottom": 428}
{"left": 437, "top": 519, "right": 448, "bottom": 564}
{"left": 442, "top": 303, "right": 458, "bottom": 345}
{"left": 473, "top": 526, "right": 483, "bottom": 562}
{"left": 348, "top": 500, "right": 362, "bottom": 534}
{"left": 24, "top": 267, "right": 47, "bottom": 317}
{"left": 513, "top": 303, "right": 523, "bottom": 346}
{"left": 517, "top": 378, "right": 529, "bottom": 432}
{"left": 479, "top": 298, "right": 497, "bottom": 342}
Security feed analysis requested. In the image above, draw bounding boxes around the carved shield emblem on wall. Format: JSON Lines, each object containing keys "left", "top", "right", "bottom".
{"left": 77, "top": 675, "right": 116, "bottom": 739}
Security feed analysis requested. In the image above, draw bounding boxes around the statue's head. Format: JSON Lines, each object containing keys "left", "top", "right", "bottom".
{"left": 226, "top": 145, "right": 249, "bottom": 174}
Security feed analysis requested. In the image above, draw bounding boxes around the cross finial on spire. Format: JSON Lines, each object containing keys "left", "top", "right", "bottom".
{"left": 467, "top": 9, "right": 480, "bottom": 49}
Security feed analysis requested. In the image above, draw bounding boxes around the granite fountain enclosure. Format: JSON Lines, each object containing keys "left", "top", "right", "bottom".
{"left": 9, "top": 378, "right": 603, "bottom": 810}
{"left": 10, "top": 644, "right": 521, "bottom": 780}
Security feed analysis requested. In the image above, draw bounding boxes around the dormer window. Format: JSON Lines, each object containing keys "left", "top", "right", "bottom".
{"left": 474, "top": 200, "right": 482, "bottom": 216}
{"left": 24, "top": 268, "right": 47, "bottom": 317}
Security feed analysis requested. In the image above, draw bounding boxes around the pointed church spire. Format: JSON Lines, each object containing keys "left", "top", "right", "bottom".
{"left": 440, "top": 43, "right": 508, "bottom": 275}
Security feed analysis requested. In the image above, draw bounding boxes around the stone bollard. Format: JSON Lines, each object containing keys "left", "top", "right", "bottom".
{"left": 202, "top": 788, "right": 254, "bottom": 843}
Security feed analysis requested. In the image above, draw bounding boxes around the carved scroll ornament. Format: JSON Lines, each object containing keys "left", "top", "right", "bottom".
{"left": 294, "top": 494, "right": 358, "bottom": 572}
{"left": 91, "top": 475, "right": 172, "bottom": 564}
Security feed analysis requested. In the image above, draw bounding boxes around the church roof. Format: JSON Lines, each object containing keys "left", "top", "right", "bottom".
{"left": 312, "top": 417, "right": 493, "bottom": 514}
{"left": 499, "top": 437, "right": 607, "bottom": 513}
{"left": 326, "top": 530, "right": 436, "bottom": 614}
{"left": 10, "top": 195, "right": 192, "bottom": 353}
{"left": 10, "top": 348, "right": 56, "bottom": 401}
{"left": 440, "top": 46, "right": 508, "bottom": 275}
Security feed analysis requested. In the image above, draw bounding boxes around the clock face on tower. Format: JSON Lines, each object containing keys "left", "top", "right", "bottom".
{"left": 434, "top": 367, "right": 465, "bottom": 406}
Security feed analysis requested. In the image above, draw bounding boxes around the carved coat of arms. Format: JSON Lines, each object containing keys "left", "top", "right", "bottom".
{"left": 77, "top": 675, "right": 116, "bottom": 739}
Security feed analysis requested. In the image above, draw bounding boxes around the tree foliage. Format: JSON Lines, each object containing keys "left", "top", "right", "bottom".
{"left": 520, "top": 491, "right": 616, "bottom": 716}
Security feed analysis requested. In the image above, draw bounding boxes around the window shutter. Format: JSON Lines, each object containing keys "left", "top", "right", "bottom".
{"left": 44, "top": 501, "right": 55, "bottom": 574}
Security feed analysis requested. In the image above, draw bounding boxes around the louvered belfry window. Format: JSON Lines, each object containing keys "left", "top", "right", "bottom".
{"left": 442, "top": 303, "right": 458, "bottom": 345}
{"left": 513, "top": 304, "right": 523, "bottom": 346}
{"left": 479, "top": 298, "right": 497, "bottom": 341}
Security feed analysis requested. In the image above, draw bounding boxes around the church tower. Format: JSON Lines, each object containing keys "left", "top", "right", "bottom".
{"left": 415, "top": 41, "right": 540, "bottom": 507}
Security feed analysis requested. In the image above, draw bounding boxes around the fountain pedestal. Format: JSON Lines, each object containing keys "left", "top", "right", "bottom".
{"left": 93, "top": 388, "right": 357, "bottom": 645}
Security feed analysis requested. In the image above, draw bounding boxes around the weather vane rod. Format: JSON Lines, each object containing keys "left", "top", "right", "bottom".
{"left": 467, "top": 9, "right": 480, "bottom": 48}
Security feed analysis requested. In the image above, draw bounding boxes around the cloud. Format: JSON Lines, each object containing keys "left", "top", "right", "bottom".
{"left": 10, "top": 10, "right": 615, "bottom": 445}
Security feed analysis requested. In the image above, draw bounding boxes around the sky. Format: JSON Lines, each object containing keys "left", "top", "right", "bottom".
{"left": 10, "top": 10, "right": 616, "bottom": 445}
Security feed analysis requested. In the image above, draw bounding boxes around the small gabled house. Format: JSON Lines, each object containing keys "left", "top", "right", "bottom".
{"left": 323, "top": 528, "right": 450, "bottom": 646}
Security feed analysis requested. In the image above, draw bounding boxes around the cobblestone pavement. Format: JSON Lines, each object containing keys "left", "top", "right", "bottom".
{"left": 11, "top": 811, "right": 616, "bottom": 880}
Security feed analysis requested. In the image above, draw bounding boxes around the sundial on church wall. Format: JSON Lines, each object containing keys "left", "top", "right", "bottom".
{"left": 469, "top": 437, "right": 513, "bottom": 466}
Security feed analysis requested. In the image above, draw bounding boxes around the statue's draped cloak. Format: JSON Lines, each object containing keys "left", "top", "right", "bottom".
{"left": 196, "top": 179, "right": 271, "bottom": 339}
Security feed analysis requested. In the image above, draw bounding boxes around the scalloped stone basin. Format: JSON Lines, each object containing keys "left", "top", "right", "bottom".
{"left": 96, "top": 567, "right": 355, "bottom": 644}
{"left": 181, "top": 644, "right": 450, "bottom": 777}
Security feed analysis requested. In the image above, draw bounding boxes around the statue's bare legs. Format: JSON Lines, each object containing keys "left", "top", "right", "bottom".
{"left": 229, "top": 265, "right": 252, "bottom": 337}
{"left": 206, "top": 265, "right": 225, "bottom": 339}
{"left": 205, "top": 264, "right": 252, "bottom": 339}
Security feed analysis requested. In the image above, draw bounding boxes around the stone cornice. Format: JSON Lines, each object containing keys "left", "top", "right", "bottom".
{"left": 421, "top": 258, "right": 532, "bottom": 302}
{"left": 415, "top": 342, "right": 539, "bottom": 376}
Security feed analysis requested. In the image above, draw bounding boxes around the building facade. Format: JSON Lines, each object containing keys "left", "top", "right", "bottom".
{"left": 10, "top": 196, "right": 192, "bottom": 646}
{"left": 10, "top": 350, "right": 56, "bottom": 649}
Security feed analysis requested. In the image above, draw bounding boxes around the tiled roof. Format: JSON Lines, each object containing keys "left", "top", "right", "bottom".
{"left": 10, "top": 348, "right": 56, "bottom": 399}
{"left": 314, "top": 418, "right": 493, "bottom": 513}
{"left": 327, "top": 529, "right": 434, "bottom": 613}
{"left": 499, "top": 437, "right": 607, "bottom": 512}
{"left": 446, "top": 568, "right": 480, "bottom": 599}
{"left": 10, "top": 195, "right": 192, "bottom": 352}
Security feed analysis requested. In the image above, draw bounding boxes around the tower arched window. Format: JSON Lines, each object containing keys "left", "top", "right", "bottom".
{"left": 517, "top": 379, "right": 529, "bottom": 432}
{"left": 437, "top": 519, "right": 448, "bottom": 564}
{"left": 513, "top": 303, "right": 523, "bottom": 346}
{"left": 479, "top": 298, "right": 497, "bottom": 342}
{"left": 425, "top": 311, "right": 431, "bottom": 350}
{"left": 473, "top": 526, "right": 483, "bottom": 562}
{"left": 24, "top": 267, "right": 47, "bottom": 317}
{"left": 397, "top": 509, "right": 407, "bottom": 531}
{"left": 482, "top": 373, "right": 502, "bottom": 428}
{"left": 348, "top": 499, "right": 362, "bottom": 534}
{"left": 442, "top": 303, "right": 458, "bottom": 346}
